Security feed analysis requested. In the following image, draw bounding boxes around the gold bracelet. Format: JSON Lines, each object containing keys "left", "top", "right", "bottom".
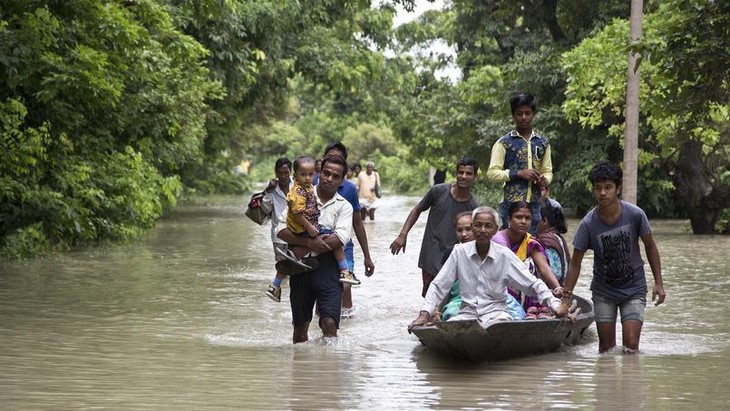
{"left": 563, "top": 289, "right": 573, "bottom": 296}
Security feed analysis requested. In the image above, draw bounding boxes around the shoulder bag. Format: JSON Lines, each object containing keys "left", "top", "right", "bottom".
{"left": 245, "top": 191, "right": 273, "bottom": 225}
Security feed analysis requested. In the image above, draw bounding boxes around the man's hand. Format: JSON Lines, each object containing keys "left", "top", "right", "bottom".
{"left": 291, "top": 245, "right": 309, "bottom": 260}
{"left": 517, "top": 169, "right": 541, "bottom": 183}
{"left": 390, "top": 235, "right": 406, "bottom": 255}
{"left": 307, "top": 236, "right": 332, "bottom": 254}
{"left": 427, "top": 311, "right": 440, "bottom": 325}
{"left": 555, "top": 298, "right": 579, "bottom": 323}
{"left": 552, "top": 286, "right": 564, "bottom": 298}
{"left": 265, "top": 178, "right": 277, "bottom": 192}
{"left": 306, "top": 226, "right": 320, "bottom": 238}
{"left": 407, "top": 310, "right": 431, "bottom": 333}
{"left": 652, "top": 284, "right": 666, "bottom": 306}
{"left": 554, "top": 303, "right": 569, "bottom": 319}
{"left": 364, "top": 256, "right": 375, "bottom": 277}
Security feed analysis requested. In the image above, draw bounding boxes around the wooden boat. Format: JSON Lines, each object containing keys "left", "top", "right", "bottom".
{"left": 410, "top": 295, "right": 594, "bottom": 362}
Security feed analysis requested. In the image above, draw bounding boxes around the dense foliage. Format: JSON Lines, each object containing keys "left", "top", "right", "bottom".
{"left": 2, "top": 0, "right": 727, "bottom": 258}
{"left": 562, "top": 0, "right": 730, "bottom": 233}
{"left": 1, "top": 0, "right": 214, "bottom": 257}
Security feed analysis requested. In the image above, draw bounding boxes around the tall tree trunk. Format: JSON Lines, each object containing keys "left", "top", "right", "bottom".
{"left": 623, "top": 0, "right": 642, "bottom": 204}
{"left": 672, "top": 140, "right": 718, "bottom": 234}
{"left": 542, "top": 0, "right": 566, "bottom": 42}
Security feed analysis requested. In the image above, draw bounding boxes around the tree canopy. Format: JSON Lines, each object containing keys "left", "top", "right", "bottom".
{"left": 2, "top": 0, "right": 727, "bottom": 258}
{"left": 563, "top": 0, "right": 730, "bottom": 233}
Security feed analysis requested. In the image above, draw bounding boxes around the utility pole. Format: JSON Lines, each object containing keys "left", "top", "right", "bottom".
{"left": 623, "top": 0, "right": 643, "bottom": 203}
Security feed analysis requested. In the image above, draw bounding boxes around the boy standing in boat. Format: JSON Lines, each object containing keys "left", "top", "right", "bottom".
{"left": 487, "top": 93, "right": 552, "bottom": 235}
{"left": 562, "top": 161, "right": 666, "bottom": 353}
{"left": 408, "top": 206, "right": 569, "bottom": 330}
{"left": 390, "top": 158, "right": 480, "bottom": 297}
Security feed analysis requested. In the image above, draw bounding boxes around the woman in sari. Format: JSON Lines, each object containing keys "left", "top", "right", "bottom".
{"left": 492, "top": 201, "right": 563, "bottom": 319}
{"left": 536, "top": 202, "right": 571, "bottom": 286}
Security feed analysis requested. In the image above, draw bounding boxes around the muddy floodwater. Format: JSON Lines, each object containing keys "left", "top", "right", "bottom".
{"left": 1, "top": 195, "right": 729, "bottom": 409}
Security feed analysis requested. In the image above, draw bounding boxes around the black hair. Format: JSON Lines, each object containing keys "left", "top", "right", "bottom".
{"left": 323, "top": 141, "right": 349, "bottom": 160}
{"left": 456, "top": 157, "right": 479, "bottom": 174}
{"left": 589, "top": 160, "right": 623, "bottom": 187}
{"left": 293, "top": 155, "right": 315, "bottom": 172}
{"left": 454, "top": 211, "right": 473, "bottom": 227}
{"left": 274, "top": 157, "right": 292, "bottom": 172}
{"left": 540, "top": 202, "right": 568, "bottom": 234}
{"left": 510, "top": 93, "right": 537, "bottom": 115}
{"left": 507, "top": 200, "right": 531, "bottom": 218}
{"left": 320, "top": 155, "right": 348, "bottom": 178}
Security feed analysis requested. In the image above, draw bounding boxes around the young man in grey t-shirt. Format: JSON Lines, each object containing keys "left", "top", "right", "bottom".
{"left": 390, "top": 158, "right": 480, "bottom": 297}
{"left": 563, "top": 161, "right": 666, "bottom": 353}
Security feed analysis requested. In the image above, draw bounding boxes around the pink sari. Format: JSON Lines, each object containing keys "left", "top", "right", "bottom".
{"left": 492, "top": 230, "right": 547, "bottom": 310}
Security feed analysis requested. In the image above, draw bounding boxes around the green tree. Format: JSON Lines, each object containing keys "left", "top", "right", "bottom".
{"left": 563, "top": 0, "right": 729, "bottom": 233}
{"left": 657, "top": 0, "right": 730, "bottom": 233}
{"left": 391, "top": 0, "right": 644, "bottom": 208}
{"left": 245, "top": 2, "right": 427, "bottom": 190}
{"left": 1, "top": 0, "right": 217, "bottom": 257}
{"left": 169, "top": 0, "right": 418, "bottom": 192}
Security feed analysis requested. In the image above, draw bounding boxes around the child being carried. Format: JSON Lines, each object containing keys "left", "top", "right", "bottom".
{"left": 279, "top": 155, "right": 358, "bottom": 285}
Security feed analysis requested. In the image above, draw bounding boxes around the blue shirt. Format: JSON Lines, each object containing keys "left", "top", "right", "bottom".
{"left": 338, "top": 180, "right": 360, "bottom": 250}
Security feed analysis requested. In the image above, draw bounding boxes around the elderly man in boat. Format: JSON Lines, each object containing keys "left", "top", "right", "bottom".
{"left": 408, "top": 206, "right": 571, "bottom": 331}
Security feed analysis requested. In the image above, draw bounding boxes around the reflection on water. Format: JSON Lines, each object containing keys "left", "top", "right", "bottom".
{"left": 1, "top": 196, "right": 729, "bottom": 409}
{"left": 593, "top": 355, "right": 646, "bottom": 410}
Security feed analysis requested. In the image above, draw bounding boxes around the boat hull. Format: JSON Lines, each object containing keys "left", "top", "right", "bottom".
{"left": 411, "top": 295, "right": 594, "bottom": 362}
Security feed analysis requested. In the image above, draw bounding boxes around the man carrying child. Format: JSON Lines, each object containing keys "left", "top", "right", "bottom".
{"left": 276, "top": 155, "right": 353, "bottom": 343}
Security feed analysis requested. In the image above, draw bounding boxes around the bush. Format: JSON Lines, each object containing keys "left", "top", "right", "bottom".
{"left": 365, "top": 153, "right": 430, "bottom": 195}
{"left": 0, "top": 223, "right": 49, "bottom": 260}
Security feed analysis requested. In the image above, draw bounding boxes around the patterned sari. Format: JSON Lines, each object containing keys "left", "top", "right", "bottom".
{"left": 536, "top": 228, "right": 570, "bottom": 285}
{"left": 492, "top": 230, "right": 547, "bottom": 310}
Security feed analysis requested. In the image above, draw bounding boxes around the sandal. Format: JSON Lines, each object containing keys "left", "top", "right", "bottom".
{"left": 524, "top": 306, "right": 538, "bottom": 320}
{"left": 537, "top": 306, "right": 554, "bottom": 319}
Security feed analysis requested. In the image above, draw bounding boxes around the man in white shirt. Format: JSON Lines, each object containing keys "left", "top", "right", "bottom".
{"left": 262, "top": 157, "right": 292, "bottom": 302}
{"left": 408, "top": 206, "right": 569, "bottom": 331}
{"left": 276, "top": 155, "right": 353, "bottom": 343}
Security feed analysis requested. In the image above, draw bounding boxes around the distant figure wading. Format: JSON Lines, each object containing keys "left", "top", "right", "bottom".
{"left": 356, "top": 161, "right": 381, "bottom": 221}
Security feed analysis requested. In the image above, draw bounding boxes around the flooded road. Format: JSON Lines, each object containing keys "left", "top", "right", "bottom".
{"left": 1, "top": 195, "right": 729, "bottom": 409}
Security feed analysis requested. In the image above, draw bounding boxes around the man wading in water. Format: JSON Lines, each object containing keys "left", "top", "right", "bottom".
{"left": 276, "top": 155, "right": 352, "bottom": 343}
